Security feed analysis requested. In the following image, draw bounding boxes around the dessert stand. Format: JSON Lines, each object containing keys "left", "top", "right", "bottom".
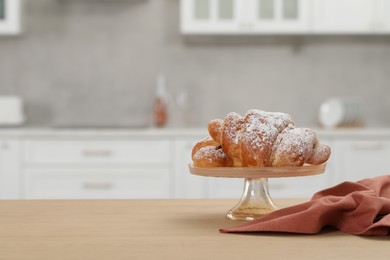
{"left": 189, "top": 164, "right": 326, "bottom": 221}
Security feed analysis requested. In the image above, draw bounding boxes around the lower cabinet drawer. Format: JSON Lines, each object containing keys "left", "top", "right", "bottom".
{"left": 23, "top": 168, "right": 171, "bottom": 199}
{"left": 207, "top": 178, "right": 243, "bottom": 198}
{"left": 24, "top": 140, "right": 170, "bottom": 165}
{"left": 268, "top": 172, "right": 331, "bottom": 199}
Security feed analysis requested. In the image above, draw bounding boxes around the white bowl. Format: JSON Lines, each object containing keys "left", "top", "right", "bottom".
{"left": 319, "top": 98, "right": 345, "bottom": 129}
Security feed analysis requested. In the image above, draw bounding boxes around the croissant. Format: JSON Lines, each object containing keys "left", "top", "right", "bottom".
{"left": 192, "top": 109, "right": 331, "bottom": 167}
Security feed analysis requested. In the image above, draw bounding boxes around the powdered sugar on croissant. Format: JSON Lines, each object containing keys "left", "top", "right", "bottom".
{"left": 192, "top": 109, "right": 331, "bottom": 167}
{"left": 239, "top": 109, "right": 295, "bottom": 167}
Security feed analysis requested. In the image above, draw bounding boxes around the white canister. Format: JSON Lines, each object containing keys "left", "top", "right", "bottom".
{"left": 0, "top": 96, "right": 25, "bottom": 125}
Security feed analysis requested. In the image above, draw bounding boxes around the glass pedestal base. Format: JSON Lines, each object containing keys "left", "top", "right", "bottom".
{"left": 226, "top": 178, "right": 277, "bottom": 221}
{"left": 188, "top": 163, "right": 326, "bottom": 221}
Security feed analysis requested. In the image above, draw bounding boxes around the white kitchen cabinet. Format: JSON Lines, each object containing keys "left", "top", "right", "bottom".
{"left": 24, "top": 168, "right": 171, "bottom": 199}
{"left": 312, "top": 0, "right": 376, "bottom": 33}
{"left": 0, "top": 139, "right": 20, "bottom": 199}
{"left": 180, "top": 0, "right": 310, "bottom": 34}
{"left": 207, "top": 177, "right": 243, "bottom": 198}
{"left": 22, "top": 138, "right": 172, "bottom": 199}
{"left": 24, "top": 139, "right": 170, "bottom": 165}
{"left": 311, "top": 0, "right": 390, "bottom": 34}
{"left": 250, "top": 0, "right": 310, "bottom": 33}
{"left": 333, "top": 139, "right": 390, "bottom": 183}
{"left": 0, "top": 0, "right": 21, "bottom": 35}
{"left": 1, "top": 129, "right": 390, "bottom": 200}
{"left": 181, "top": 0, "right": 390, "bottom": 34}
{"left": 268, "top": 175, "right": 327, "bottom": 199}
{"left": 180, "top": 0, "right": 241, "bottom": 34}
{"left": 379, "top": 0, "right": 390, "bottom": 32}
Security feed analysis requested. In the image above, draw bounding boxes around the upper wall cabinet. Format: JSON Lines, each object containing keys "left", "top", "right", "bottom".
{"left": 0, "top": 0, "right": 21, "bottom": 35}
{"left": 312, "top": 0, "right": 375, "bottom": 33}
{"left": 249, "top": 0, "right": 310, "bottom": 33}
{"left": 382, "top": 0, "right": 390, "bottom": 32}
{"left": 312, "top": 0, "right": 390, "bottom": 34}
{"left": 180, "top": 0, "right": 310, "bottom": 34}
{"left": 180, "top": 0, "right": 241, "bottom": 34}
{"left": 180, "top": 0, "right": 390, "bottom": 34}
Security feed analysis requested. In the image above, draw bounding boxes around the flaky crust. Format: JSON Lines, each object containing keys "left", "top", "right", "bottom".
{"left": 192, "top": 146, "right": 233, "bottom": 167}
{"left": 240, "top": 110, "right": 293, "bottom": 166}
{"left": 191, "top": 136, "right": 220, "bottom": 158}
{"left": 307, "top": 143, "right": 331, "bottom": 165}
{"left": 208, "top": 119, "right": 223, "bottom": 144}
{"left": 270, "top": 127, "right": 317, "bottom": 166}
{"left": 220, "top": 112, "right": 245, "bottom": 166}
{"left": 192, "top": 109, "right": 331, "bottom": 168}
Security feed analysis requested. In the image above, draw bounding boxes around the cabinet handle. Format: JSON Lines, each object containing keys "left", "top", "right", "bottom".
{"left": 351, "top": 142, "right": 384, "bottom": 150}
{"left": 238, "top": 22, "right": 254, "bottom": 30}
{"left": 82, "top": 182, "right": 113, "bottom": 190}
{"left": 82, "top": 149, "right": 113, "bottom": 157}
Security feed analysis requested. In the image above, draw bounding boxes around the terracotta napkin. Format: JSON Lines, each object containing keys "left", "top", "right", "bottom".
{"left": 220, "top": 175, "right": 390, "bottom": 236}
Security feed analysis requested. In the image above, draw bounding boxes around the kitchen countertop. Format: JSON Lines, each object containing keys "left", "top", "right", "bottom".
{"left": 0, "top": 127, "right": 207, "bottom": 138}
{"left": 0, "top": 199, "right": 388, "bottom": 259}
{"left": 1, "top": 127, "right": 390, "bottom": 139}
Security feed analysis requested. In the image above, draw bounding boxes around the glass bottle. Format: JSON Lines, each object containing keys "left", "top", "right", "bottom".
{"left": 153, "top": 74, "right": 168, "bottom": 127}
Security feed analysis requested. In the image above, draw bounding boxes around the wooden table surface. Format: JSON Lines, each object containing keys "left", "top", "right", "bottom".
{"left": 0, "top": 199, "right": 388, "bottom": 259}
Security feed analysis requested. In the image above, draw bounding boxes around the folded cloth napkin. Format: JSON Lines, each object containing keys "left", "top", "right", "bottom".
{"left": 220, "top": 175, "right": 390, "bottom": 236}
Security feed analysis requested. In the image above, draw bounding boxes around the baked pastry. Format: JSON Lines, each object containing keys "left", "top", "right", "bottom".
{"left": 192, "top": 109, "right": 331, "bottom": 167}
{"left": 191, "top": 137, "right": 233, "bottom": 167}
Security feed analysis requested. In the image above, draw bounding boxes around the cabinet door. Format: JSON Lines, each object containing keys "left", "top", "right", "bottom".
{"left": 174, "top": 138, "right": 209, "bottom": 198}
{"left": 180, "top": 0, "right": 242, "bottom": 34}
{"left": 180, "top": 0, "right": 310, "bottom": 34}
{"left": 0, "top": 0, "right": 21, "bottom": 34}
{"left": 249, "top": 0, "right": 311, "bottom": 33}
{"left": 268, "top": 173, "right": 332, "bottom": 199}
{"left": 23, "top": 168, "right": 171, "bottom": 199}
{"left": 0, "top": 139, "right": 20, "bottom": 199}
{"left": 207, "top": 177, "right": 243, "bottom": 198}
{"left": 312, "top": 0, "right": 377, "bottom": 33}
{"left": 379, "top": 0, "right": 390, "bottom": 32}
{"left": 334, "top": 140, "right": 390, "bottom": 183}
{"left": 24, "top": 139, "right": 170, "bottom": 165}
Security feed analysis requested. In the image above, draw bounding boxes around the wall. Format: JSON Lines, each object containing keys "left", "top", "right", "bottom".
{"left": 0, "top": 0, "right": 390, "bottom": 128}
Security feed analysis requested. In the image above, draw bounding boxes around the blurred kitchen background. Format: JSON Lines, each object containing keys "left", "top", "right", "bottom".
{"left": 1, "top": 0, "right": 390, "bottom": 128}
{"left": 2, "top": 0, "right": 390, "bottom": 200}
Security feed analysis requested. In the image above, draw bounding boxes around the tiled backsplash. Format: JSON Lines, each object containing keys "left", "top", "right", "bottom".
{"left": 1, "top": 0, "right": 390, "bottom": 128}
